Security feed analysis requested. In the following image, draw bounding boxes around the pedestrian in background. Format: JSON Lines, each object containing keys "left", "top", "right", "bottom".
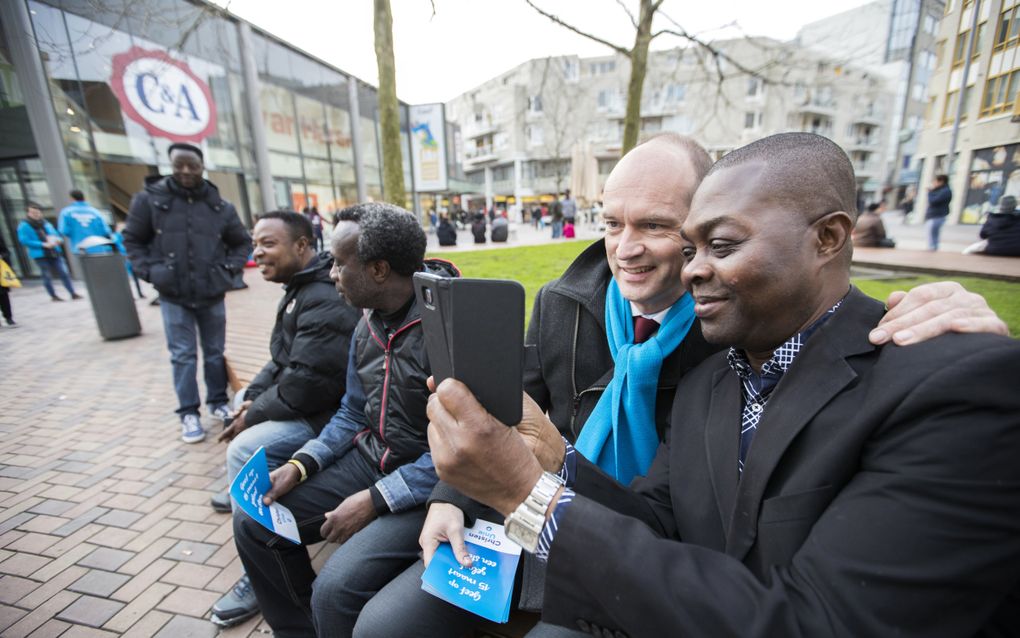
{"left": 0, "top": 232, "right": 16, "bottom": 327}
{"left": 58, "top": 190, "right": 113, "bottom": 254}
{"left": 16, "top": 204, "right": 82, "bottom": 302}
{"left": 925, "top": 174, "right": 952, "bottom": 251}
{"left": 112, "top": 221, "right": 145, "bottom": 299}
{"left": 550, "top": 196, "right": 563, "bottom": 238}
{"left": 303, "top": 206, "right": 324, "bottom": 251}
{"left": 123, "top": 143, "right": 251, "bottom": 444}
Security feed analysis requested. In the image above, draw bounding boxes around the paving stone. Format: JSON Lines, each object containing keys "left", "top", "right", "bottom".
{"left": 6, "top": 533, "right": 60, "bottom": 554}
{"left": 118, "top": 609, "right": 172, "bottom": 637}
{"left": 2, "top": 590, "right": 78, "bottom": 638}
{"left": 111, "top": 558, "right": 175, "bottom": 603}
{"left": 63, "top": 451, "right": 101, "bottom": 463}
{"left": 0, "top": 513, "right": 34, "bottom": 536}
{"left": 25, "top": 618, "right": 71, "bottom": 638}
{"left": 0, "top": 575, "right": 39, "bottom": 604}
{"left": 59, "top": 624, "right": 120, "bottom": 637}
{"left": 88, "top": 526, "right": 139, "bottom": 550}
{"left": 68, "top": 569, "right": 131, "bottom": 597}
{"left": 55, "top": 595, "right": 125, "bottom": 628}
{"left": 163, "top": 540, "right": 219, "bottom": 564}
{"left": 26, "top": 500, "right": 76, "bottom": 516}
{"left": 40, "top": 524, "right": 102, "bottom": 559}
{"left": 52, "top": 507, "right": 109, "bottom": 537}
{"left": 155, "top": 586, "right": 220, "bottom": 617}
{"left": 118, "top": 537, "right": 176, "bottom": 576}
{"left": 166, "top": 521, "right": 217, "bottom": 542}
{"left": 16, "top": 516, "right": 68, "bottom": 535}
{"left": 34, "top": 543, "right": 96, "bottom": 582}
{"left": 0, "top": 603, "right": 27, "bottom": 633}
{"left": 104, "top": 582, "right": 175, "bottom": 633}
{"left": 160, "top": 562, "right": 220, "bottom": 589}
{"left": 94, "top": 510, "right": 143, "bottom": 528}
{"left": 77, "top": 547, "right": 133, "bottom": 571}
{"left": 15, "top": 565, "right": 87, "bottom": 609}
{"left": 151, "top": 612, "right": 220, "bottom": 638}
{"left": 0, "top": 553, "right": 50, "bottom": 577}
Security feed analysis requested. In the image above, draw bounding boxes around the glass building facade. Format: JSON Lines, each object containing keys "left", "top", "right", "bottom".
{"left": 0, "top": 0, "right": 415, "bottom": 278}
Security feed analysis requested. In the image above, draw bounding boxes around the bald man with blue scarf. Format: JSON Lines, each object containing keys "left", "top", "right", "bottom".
{"left": 352, "top": 133, "right": 1007, "bottom": 638}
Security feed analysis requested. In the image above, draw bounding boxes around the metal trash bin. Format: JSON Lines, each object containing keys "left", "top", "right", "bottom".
{"left": 77, "top": 237, "right": 141, "bottom": 340}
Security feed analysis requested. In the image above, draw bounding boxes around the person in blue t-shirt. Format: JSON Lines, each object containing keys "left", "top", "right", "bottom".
{"left": 58, "top": 190, "right": 113, "bottom": 255}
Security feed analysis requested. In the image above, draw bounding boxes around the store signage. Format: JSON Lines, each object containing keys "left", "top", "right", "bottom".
{"left": 410, "top": 103, "right": 448, "bottom": 192}
{"left": 111, "top": 47, "right": 217, "bottom": 143}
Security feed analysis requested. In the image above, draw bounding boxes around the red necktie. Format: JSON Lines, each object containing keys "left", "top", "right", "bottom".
{"left": 633, "top": 316, "right": 659, "bottom": 344}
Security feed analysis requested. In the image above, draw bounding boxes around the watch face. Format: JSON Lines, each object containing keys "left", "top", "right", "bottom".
{"left": 506, "top": 518, "right": 539, "bottom": 552}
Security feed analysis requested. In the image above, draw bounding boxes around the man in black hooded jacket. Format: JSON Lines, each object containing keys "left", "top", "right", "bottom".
{"left": 123, "top": 143, "right": 250, "bottom": 443}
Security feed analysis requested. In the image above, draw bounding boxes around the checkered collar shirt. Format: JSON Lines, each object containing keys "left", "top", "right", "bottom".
{"left": 727, "top": 298, "right": 845, "bottom": 474}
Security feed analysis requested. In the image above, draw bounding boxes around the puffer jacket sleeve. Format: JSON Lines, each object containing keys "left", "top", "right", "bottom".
{"left": 221, "top": 202, "right": 251, "bottom": 273}
{"left": 244, "top": 293, "right": 358, "bottom": 427}
{"left": 123, "top": 191, "right": 157, "bottom": 281}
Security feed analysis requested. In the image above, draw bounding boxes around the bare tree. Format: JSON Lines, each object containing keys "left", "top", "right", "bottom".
{"left": 525, "top": 0, "right": 775, "bottom": 154}
{"left": 530, "top": 57, "right": 592, "bottom": 196}
{"left": 374, "top": 0, "right": 406, "bottom": 205}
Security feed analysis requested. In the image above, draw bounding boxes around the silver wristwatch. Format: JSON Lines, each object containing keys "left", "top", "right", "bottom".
{"left": 504, "top": 472, "right": 564, "bottom": 553}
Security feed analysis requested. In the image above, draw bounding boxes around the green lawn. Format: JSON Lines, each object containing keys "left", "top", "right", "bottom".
{"left": 430, "top": 240, "right": 1020, "bottom": 334}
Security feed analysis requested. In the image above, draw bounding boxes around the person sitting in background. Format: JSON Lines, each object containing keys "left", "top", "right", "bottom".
{"left": 491, "top": 214, "right": 509, "bottom": 242}
{"left": 964, "top": 195, "right": 1020, "bottom": 257}
{"left": 852, "top": 202, "right": 894, "bottom": 248}
{"left": 16, "top": 204, "right": 82, "bottom": 302}
{"left": 437, "top": 212, "right": 457, "bottom": 247}
{"left": 58, "top": 189, "right": 113, "bottom": 255}
{"left": 471, "top": 211, "right": 487, "bottom": 244}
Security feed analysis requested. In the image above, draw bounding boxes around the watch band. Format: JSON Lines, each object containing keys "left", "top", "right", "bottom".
{"left": 505, "top": 472, "right": 564, "bottom": 552}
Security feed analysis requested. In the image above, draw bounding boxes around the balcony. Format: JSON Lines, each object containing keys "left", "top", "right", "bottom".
{"left": 852, "top": 161, "right": 878, "bottom": 178}
{"left": 794, "top": 100, "right": 836, "bottom": 118}
{"left": 851, "top": 113, "right": 884, "bottom": 127}
{"left": 464, "top": 120, "right": 499, "bottom": 140}
{"left": 847, "top": 137, "right": 879, "bottom": 152}
{"left": 464, "top": 145, "right": 499, "bottom": 165}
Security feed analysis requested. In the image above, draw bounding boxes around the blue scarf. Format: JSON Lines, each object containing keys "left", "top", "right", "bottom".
{"left": 574, "top": 280, "right": 696, "bottom": 483}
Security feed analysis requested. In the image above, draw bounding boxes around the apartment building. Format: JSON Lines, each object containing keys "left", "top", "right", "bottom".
{"left": 797, "top": 0, "right": 947, "bottom": 197}
{"left": 914, "top": 0, "right": 1020, "bottom": 224}
{"left": 447, "top": 37, "right": 893, "bottom": 214}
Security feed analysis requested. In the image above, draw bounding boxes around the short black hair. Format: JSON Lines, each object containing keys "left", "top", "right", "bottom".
{"left": 866, "top": 202, "right": 881, "bottom": 213}
{"left": 69, "top": 190, "right": 85, "bottom": 201}
{"left": 256, "top": 210, "right": 314, "bottom": 242}
{"left": 168, "top": 143, "right": 204, "bottom": 161}
{"left": 934, "top": 174, "right": 949, "bottom": 186}
{"left": 334, "top": 202, "right": 425, "bottom": 276}
{"left": 709, "top": 132, "right": 857, "bottom": 218}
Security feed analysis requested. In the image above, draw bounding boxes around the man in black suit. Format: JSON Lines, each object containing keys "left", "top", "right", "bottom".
{"left": 427, "top": 133, "right": 1020, "bottom": 637}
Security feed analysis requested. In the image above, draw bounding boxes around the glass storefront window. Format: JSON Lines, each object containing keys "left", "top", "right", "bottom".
{"left": 295, "top": 94, "right": 329, "bottom": 159}
{"left": 261, "top": 83, "right": 299, "bottom": 154}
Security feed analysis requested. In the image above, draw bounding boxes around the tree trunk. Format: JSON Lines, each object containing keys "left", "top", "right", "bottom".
{"left": 374, "top": 0, "right": 405, "bottom": 205}
{"left": 621, "top": 0, "right": 656, "bottom": 155}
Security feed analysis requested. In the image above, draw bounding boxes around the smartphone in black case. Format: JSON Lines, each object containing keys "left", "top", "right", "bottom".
{"left": 414, "top": 272, "right": 525, "bottom": 425}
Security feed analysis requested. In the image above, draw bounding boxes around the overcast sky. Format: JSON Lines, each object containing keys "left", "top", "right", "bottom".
{"left": 210, "top": 0, "right": 873, "bottom": 104}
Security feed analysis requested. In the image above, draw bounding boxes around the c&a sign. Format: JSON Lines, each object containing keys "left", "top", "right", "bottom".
{"left": 111, "top": 47, "right": 217, "bottom": 143}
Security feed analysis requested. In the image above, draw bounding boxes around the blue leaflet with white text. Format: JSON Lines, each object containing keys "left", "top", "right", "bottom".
{"left": 229, "top": 446, "right": 301, "bottom": 544}
{"left": 421, "top": 519, "right": 522, "bottom": 623}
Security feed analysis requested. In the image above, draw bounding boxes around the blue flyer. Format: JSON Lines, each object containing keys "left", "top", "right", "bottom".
{"left": 421, "top": 519, "right": 522, "bottom": 623}
{"left": 229, "top": 446, "right": 301, "bottom": 544}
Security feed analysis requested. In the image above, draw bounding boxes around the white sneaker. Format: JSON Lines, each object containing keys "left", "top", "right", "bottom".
{"left": 209, "top": 404, "right": 232, "bottom": 422}
{"left": 181, "top": 414, "right": 206, "bottom": 444}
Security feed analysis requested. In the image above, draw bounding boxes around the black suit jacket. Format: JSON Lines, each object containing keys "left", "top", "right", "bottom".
{"left": 543, "top": 288, "right": 1020, "bottom": 637}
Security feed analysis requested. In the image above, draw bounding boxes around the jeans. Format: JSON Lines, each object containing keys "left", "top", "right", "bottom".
{"left": 34, "top": 256, "right": 76, "bottom": 298}
{"left": 927, "top": 216, "right": 947, "bottom": 251}
{"left": 226, "top": 418, "right": 316, "bottom": 484}
{"left": 233, "top": 449, "right": 425, "bottom": 638}
{"left": 159, "top": 298, "right": 228, "bottom": 416}
{"left": 551, "top": 221, "right": 563, "bottom": 239}
{"left": 355, "top": 558, "right": 586, "bottom": 638}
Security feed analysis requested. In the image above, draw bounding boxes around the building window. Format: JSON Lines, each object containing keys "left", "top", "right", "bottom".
{"left": 743, "top": 112, "right": 762, "bottom": 130}
{"left": 980, "top": 69, "right": 1020, "bottom": 117}
{"left": 665, "top": 83, "right": 686, "bottom": 103}
{"left": 942, "top": 85, "right": 975, "bottom": 125}
{"left": 925, "top": 14, "right": 939, "bottom": 35}
{"left": 527, "top": 125, "right": 544, "bottom": 146}
{"left": 747, "top": 78, "right": 761, "bottom": 97}
{"left": 994, "top": 2, "right": 1020, "bottom": 51}
{"left": 952, "top": 23, "right": 984, "bottom": 67}
{"left": 589, "top": 61, "right": 616, "bottom": 76}
{"left": 529, "top": 96, "right": 543, "bottom": 113}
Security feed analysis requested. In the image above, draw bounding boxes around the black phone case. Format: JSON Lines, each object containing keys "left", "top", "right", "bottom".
{"left": 414, "top": 272, "right": 525, "bottom": 425}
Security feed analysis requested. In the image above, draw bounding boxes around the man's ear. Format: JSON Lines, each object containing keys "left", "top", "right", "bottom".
{"left": 814, "top": 211, "right": 853, "bottom": 261}
{"left": 369, "top": 259, "right": 391, "bottom": 282}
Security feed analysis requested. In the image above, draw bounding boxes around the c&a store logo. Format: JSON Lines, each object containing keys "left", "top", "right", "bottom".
{"left": 110, "top": 46, "right": 217, "bottom": 143}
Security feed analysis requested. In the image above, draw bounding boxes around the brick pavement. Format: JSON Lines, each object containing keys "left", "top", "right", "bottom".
{"left": 0, "top": 270, "right": 338, "bottom": 637}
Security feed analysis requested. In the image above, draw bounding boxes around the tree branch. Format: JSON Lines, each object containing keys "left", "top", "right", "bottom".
{"left": 524, "top": 0, "right": 631, "bottom": 56}
{"left": 613, "top": 0, "right": 638, "bottom": 29}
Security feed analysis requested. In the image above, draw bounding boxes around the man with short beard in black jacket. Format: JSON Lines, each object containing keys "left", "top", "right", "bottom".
{"left": 210, "top": 210, "right": 359, "bottom": 627}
